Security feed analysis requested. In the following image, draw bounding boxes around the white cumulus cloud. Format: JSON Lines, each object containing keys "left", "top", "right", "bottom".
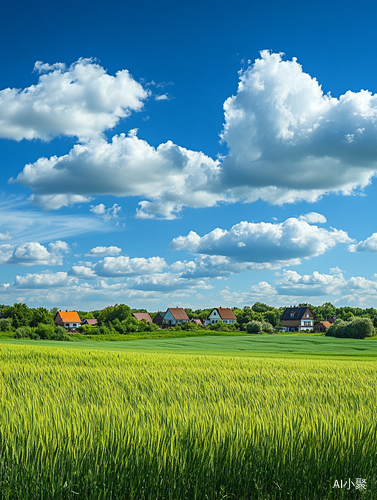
{"left": 93, "top": 255, "right": 167, "bottom": 277}
{"left": 9, "top": 52, "right": 377, "bottom": 217}
{"left": 0, "top": 58, "right": 148, "bottom": 141}
{"left": 171, "top": 216, "right": 351, "bottom": 267}
{"left": 86, "top": 246, "right": 122, "bottom": 257}
{"left": 13, "top": 132, "right": 222, "bottom": 216}
{"left": 89, "top": 203, "right": 121, "bottom": 220}
{"left": 220, "top": 50, "right": 377, "bottom": 204}
{"left": 0, "top": 240, "right": 69, "bottom": 266}
{"left": 349, "top": 233, "right": 377, "bottom": 252}
{"left": 0, "top": 231, "right": 12, "bottom": 240}
{"left": 13, "top": 271, "right": 72, "bottom": 288}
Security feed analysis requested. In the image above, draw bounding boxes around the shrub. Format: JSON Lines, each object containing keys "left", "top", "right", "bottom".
{"left": 181, "top": 322, "right": 198, "bottom": 331}
{"left": 77, "top": 324, "right": 93, "bottom": 334}
{"left": 34, "top": 323, "right": 55, "bottom": 339}
{"left": 326, "top": 317, "right": 375, "bottom": 339}
{"left": 50, "top": 327, "right": 71, "bottom": 341}
{"left": 0, "top": 318, "right": 13, "bottom": 332}
{"left": 246, "top": 320, "right": 263, "bottom": 334}
{"left": 262, "top": 322, "right": 274, "bottom": 334}
{"left": 14, "top": 327, "right": 34, "bottom": 339}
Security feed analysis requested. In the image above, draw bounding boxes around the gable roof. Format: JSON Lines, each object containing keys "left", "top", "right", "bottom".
{"left": 132, "top": 312, "right": 152, "bottom": 323}
{"left": 211, "top": 307, "right": 237, "bottom": 320}
{"left": 315, "top": 321, "right": 331, "bottom": 329}
{"left": 280, "top": 307, "right": 314, "bottom": 321}
{"left": 166, "top": 308, "right": 189, "bottom": 320}
{"left": 83, "top": 318, "right": 97, "bottom": 325}
{"left": 56, "top": 311, "right": 81, "bottom": 323}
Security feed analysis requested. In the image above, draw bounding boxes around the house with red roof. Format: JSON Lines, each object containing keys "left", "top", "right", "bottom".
{"left": 208, "top": 307, "right": 237, "bottom": 325}
{"left": 132, "top": 312, "right": 152, "bottom": 323}
{"left": 163, "top": 307, "right": 189, "bottom": 326}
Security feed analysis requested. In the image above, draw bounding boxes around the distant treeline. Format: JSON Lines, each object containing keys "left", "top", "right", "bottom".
{"left": 2, "top": 301, "right": 377, "bottom": 333}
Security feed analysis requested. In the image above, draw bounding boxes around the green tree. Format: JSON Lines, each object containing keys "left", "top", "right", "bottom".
{"left": 31, "top": 307, "right": 54, "bottom": 328}
{"left": 98, "top": 304, "right": 131, "bottom": 325}
{"left": 3, "top": 303, "right": 32, "bottom": 329}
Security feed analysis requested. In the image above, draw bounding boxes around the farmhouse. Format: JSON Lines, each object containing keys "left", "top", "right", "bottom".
{"left": 163, "top": 308, "right": 189, "bottom": 326}
{"left": 280, "top": 306, "right": 314, "bottom": 332}
{"left": 208, "top": 307, "right": 236, "bottom": 325}
{"left": 191, "top": 318, "right": 202, "bottom": 326}
{"left": 152, "top": 312, "right": 164, "bottom": 326}
{"left": 81, "top": 318, "right": 98, "bottom": 326}
{"left": 132, "top": 312, "right": 153, "bottom": 323}
{"left": 313, "top": 321, "right": 331, "bottom": 333}
{"left": 55, "top": 311, "right": 81, "bottom": 329}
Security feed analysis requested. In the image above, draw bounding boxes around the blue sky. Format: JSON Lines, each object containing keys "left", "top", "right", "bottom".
{"left": 1, "top": 0, "right": 377, "bottom": 311}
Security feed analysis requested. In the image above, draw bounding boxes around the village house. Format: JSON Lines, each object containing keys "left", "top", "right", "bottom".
{"left": 163, "top": 308, "right": 189, "bottom": 326}
{"left": 208, "top": 307, "right": 237, "bottom": 325}
{"left": 55, "top": 310, "right": 81, "bottom": 330}
{"left": 191, "top": 318, "right": 202, "bottom": 326}
{"left": 81, "top": 318, "right": 98, "bottom": 326}
{"left": 313, "top": 321, "right": 331, "bottom": 333}
{"left": 152, "top": 312, "right": 164, "bottom": 326}
{"left": 132, "top": 312, "right": 153, "bottom": 323}
{"left": 280, "top": 306, "right": 314, "bottom": 332}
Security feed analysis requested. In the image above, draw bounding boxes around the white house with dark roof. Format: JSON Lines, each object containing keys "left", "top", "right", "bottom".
{"left": 280, "top": 306, "right": 314, "bottom": 332}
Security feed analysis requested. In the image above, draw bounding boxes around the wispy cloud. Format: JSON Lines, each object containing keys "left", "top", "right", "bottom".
{"left": 0, "top": 197, "right": 116, "bottom": 243}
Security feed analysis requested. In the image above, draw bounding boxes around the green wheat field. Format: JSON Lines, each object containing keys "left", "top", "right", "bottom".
{"left": 1, "top": 341, "right": 377, "bottom": 499}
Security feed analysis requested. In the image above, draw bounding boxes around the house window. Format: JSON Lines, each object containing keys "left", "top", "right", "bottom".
{"left": 306, "top": 313, "right": 309, "bottom": 318}
{"left": 290, "top": 313, "right": 294, "bottom": 318}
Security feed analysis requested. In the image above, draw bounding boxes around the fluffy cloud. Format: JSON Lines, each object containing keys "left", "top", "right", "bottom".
{"left": 349, "top": 233, "right": 377, "bottom": 252}
{"left": 130, "top": 272, "right": 212, "bottom": 292}
{"left": 219, "top": 268, "right": 377, "bottom": 307}
{"left": 0, "top": 231, "right": 12, "bottom": 240}
{"left": 298, "top": 212, "right": 327, "bottom": 224}
{"left": 68, "top": 266, "right": 97, "bottom": 279}
{"left": 89, "top": 203, "right": 121, "bottom": 220}
{"left": 0, "top": 59, "right": 148, "bottom": 141}
{"left": 275, "top": 269, "right": 346, "bottom": 296}
{"left": 86, "top": 246, "right": 122, "bottom": 257}
{"left": 220, "top": 51, "right": 377, "bottom": 204}
{"left": 0, "top": 240, "right": 69, "bottom": 265}
{"left": 171, "top": 216, "right": 351, "bottom": 267}
{"left": 14, "top": 132, "right": 222, "bottom": 216}
{"left": 11, "top": 52, "right": 377, "bottom": 217}
{"left": 274, "top": 268, "right": 377, "bottom": 305}
{"left": 93, "top": 255, "right": 167, "bottom": 277}
{"left": 13, "top": 271, "right": 73, "bottom": 288}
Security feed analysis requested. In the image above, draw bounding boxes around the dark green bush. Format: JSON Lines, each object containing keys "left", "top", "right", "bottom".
{"left": 34, "top": 323, "right": 55, "bottom": 339}
{"left": 14, "top": 326, "right": 33, "bottom": 339}
{"left": 246, "top": 320, "right": 263, "bottom": 334}
{"left": 0, "top": 318, "right": 12, "bottom": 332}
{"left": 326, "top": 317, "right": 375, "bottom": 339}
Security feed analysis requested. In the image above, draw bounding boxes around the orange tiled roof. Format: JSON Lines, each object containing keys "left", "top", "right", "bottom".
{"left": 57, "top": 311, "right": 81, "bottom": 323}
{"left": 321, "top": 321, "right": 331, "bottom": 329}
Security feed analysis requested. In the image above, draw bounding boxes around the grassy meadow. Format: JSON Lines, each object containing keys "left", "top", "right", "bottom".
{"left": 1, "top": 342, "right": 377, "bottom": 499}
